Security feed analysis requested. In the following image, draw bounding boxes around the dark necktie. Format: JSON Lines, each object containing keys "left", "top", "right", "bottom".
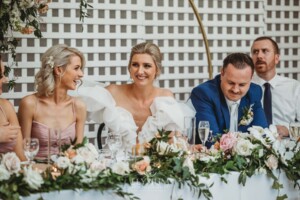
{"left": 264, "top": 82, "right": 272, "bottom": 125}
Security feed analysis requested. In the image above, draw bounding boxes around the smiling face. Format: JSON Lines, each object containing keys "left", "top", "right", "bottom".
{"left": 60, "top": 55, "right": 83, "bottom": 90}
{"left": 129, "top": 53, "right": 157, "bottom": 86}
{"left": 251, "top": 39, "right": 279, "bottom": 80}
{"left": 220, "top": 64, "right": 252, "bottom": 101}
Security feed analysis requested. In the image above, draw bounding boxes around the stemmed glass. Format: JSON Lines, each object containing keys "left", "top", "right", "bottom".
{"left": 289, "top": 122, "right": 300, "bottom": 141}
{"left": 198, "top": 121, "right": 210, "bottom": 146}
{"left": 107, "top": 133, "right": 122, "bottom": 162}
{"left": 23, "top": 138, "right": 39, "bottom": 164}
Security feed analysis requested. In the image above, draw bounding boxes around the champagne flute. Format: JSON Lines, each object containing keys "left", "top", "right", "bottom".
{"left": 198, "top": 121, "right": 210, "bottom": 146}
{"left": 23, "top": 138, "right": 39, "bottom": 164}
{"left": 107, "top": 133, "right": 122, "bottom": 162}
{"left": 289, "top": 122, "right": 300, "bottom": 141}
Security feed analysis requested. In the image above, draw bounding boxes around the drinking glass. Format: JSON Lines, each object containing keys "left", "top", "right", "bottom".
{"left": 183, "top": 116, "right": 196, "bottom": 153}
{"left": 198, "top": 121, "right": 210, "bottom": 146}
{"left": 107, "top": 133, "right": 122, "bottom": 161}
{"left": 101, "top": 131, "right": 108, "bottom": 149}
{"left": 23, "top": 138, "right": 39, "bottom": 164}
{"left": 98, "top": 149, "right": 111, "bottom": 160}
{"left": 289, "top": 122, "right": 300, "bottom": 141}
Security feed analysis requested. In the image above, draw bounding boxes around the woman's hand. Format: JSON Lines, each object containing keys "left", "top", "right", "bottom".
{"left": 0, "top": 125, "right": 20, "bottom": 143}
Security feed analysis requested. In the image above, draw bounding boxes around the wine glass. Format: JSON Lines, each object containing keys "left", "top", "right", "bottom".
{"left": 23, "top": 138, "right": 39, "bottom": 164}
{"left": 198, "top": 121, "right": 210, "bottom": 146}
{"left": 289, "top": 122, "right": 300, "bottom": 141}
{"left": 107, "top": 133, "right": 122, "bottom": 162}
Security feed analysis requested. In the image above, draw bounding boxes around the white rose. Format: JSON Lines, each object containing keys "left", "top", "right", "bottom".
{"left": 233, "top": 138, "right": 254, "bottom": 156}
{"left": 23, "top": 166, "right": 44, "bottom": 190}
{"left": 265, "top": 155, "right": 278, "bottom": 170}
{"left": 76, "top": 146, "right": 97, "bottom": 165}
{"left": 1, "top": 152, "right": 21, "bottom": 174}
{"left": 183, "top": 157, "right": 195, "bottom": 176}
{"left": 0, "top": 165, "right": 10, "bottom": 181}
{"left": 71, "top": 155, "right": 85, "bottom": 165}
{"left": 56, "top": 157, "right": 71, "bottom": 169}
{"left": 85, "top": 143, "right": 99, "bottom": 157}
{"left": 90, "top": 160, "right": 106, "bottom": 172}
{"left": 111, "top": 161, "right": 130, "bottom": 175}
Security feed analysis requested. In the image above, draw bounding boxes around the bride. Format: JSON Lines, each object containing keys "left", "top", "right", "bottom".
{"left": 73, "top": 42, "right": 194, "bottom": 149}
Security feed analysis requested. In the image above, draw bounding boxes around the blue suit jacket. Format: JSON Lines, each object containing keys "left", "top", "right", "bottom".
{"left": 190, "top": 75, "right": 268, "bottom": 143}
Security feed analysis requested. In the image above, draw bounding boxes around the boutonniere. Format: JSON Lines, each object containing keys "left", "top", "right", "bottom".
{"left": 239, "top": 104, "right": 254, "bottom": 126}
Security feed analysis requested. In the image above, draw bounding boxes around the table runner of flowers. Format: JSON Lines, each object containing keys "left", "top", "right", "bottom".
{"left": 0, "top": 125, "right": 299, "bottom": 200}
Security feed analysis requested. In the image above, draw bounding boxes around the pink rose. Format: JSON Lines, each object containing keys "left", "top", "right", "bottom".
{"left": 220, "top": 132, "right": 237, "bottom": 152}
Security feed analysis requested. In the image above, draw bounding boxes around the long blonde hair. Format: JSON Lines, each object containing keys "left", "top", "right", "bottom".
{"left": 35, "top": 44, "right": 85, "bottom": 97}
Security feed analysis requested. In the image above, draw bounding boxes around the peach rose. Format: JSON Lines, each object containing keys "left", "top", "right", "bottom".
{"left": 20, "top": 26, "right": 35, "bottom": 34}
{"left": 131, "top": 156, "right": 151, "bottom": 175}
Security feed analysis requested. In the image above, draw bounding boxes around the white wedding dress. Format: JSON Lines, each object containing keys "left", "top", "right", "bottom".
{"left": 69, "top": 80, "right": 195, "bottom": 150}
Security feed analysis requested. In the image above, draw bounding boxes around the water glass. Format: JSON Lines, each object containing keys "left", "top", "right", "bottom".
{"left": 183, "top": 116, "right": 196, "bottom": 153}
{"left": 23, "top": 138, "right": 39, "bottom": 164}
{"left": 289, "top": 122, "right": 300, "bottom": 141}
{"left": 98, "top": 149, "right": 111, "bottom": 160}
{"left": 198, "top": 121, "right": 210, "bottom": 146}
{"left": 107, "top": 133, "right": 122, "bottom": 161}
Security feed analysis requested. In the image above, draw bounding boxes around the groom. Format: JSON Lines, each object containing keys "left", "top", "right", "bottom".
{"left": 190, "top": 53, "right": 268, "bottom": 144}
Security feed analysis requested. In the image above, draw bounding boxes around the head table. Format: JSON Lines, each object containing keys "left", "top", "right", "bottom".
{"left": 21, "top": 171, "right": 299, "bottom": 200}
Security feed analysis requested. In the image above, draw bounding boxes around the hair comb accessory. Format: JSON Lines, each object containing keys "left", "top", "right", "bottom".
{"left": 46, "top": 56, "right": 54, "bottom": 69}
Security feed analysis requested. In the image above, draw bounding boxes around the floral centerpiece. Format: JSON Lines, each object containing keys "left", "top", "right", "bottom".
{"left": 0, "top": 126, "right": 299, "bottom": 200}
{"left": 0, "top": 135, "right": 210, "bottom": 200}
{"left": 194, "top": 125, "right": 300, "bottom": 200}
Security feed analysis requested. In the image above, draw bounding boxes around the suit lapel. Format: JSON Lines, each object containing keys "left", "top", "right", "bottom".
{"left": 238, "top": 97, "right": 249, "bottom": 121}
{"left": 216, "top": 75, "right": 230, "bottom": 130}
{"left": 221, "top": 97, "right": 230, "bottom": 130}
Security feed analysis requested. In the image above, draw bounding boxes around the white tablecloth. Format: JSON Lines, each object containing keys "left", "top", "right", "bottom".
{"left": 21, "top": 172, "right": 299, "bottom": 200}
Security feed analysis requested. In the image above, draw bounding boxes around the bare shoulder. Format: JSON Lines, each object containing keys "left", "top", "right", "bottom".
{"left": 19, "top": 94, "right": 37, "bottom": 108}
{"left": 0, "top": 98, "right": 14, "bottom": 111}
{"left": 106, "top": 84, "right": 127, "bottom": 96}
{"left": 157, "top": 87, "right": 174, "bottom": 98}
{"left": 73, "top": 97, "right": 86, "bottom": 111}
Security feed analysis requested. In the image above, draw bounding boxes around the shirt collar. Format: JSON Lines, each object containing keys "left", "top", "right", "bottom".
{"left": 253, "top": 73, "right": 279, "bottom": 89}
{"left": 225, "top": 97, "right": 241, "bottom": 107}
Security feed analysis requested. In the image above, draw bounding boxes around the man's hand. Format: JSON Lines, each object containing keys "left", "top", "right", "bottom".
{"left": 276, "top": 125, "right": 289, "bottom": 138}
{"left": 0, "top": 125, "right": 20, "bottom": 143}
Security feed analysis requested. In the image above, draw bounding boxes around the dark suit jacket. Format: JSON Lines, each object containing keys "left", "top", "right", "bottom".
{"left": 190, "top": 75, "right": 268, "bottom": 144}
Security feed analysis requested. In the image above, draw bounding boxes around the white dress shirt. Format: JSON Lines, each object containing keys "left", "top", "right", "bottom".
{"left": 225, "top": 98, "right": 241, "bottom": 132}
{"left": 252, "top": 74, "right": 300, "bottom": 128}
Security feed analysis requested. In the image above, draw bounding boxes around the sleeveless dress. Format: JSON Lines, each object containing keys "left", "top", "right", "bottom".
{"left": 0, "top": 105, "right": 16, "bottom": 153}
{"left": 31, "top": 98, "right": 76, "bottom": 159}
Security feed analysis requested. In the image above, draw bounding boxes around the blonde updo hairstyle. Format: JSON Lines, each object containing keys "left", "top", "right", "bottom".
{"left": 128, "top": 42, "right": 162, "bottom": 78}
{"left": 35, "top": 44, "right": 85, "bottom": 97}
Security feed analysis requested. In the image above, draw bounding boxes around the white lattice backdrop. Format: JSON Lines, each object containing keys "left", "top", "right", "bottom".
{"left": 2, "top": 0, "right": 300, "bottom": 137}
